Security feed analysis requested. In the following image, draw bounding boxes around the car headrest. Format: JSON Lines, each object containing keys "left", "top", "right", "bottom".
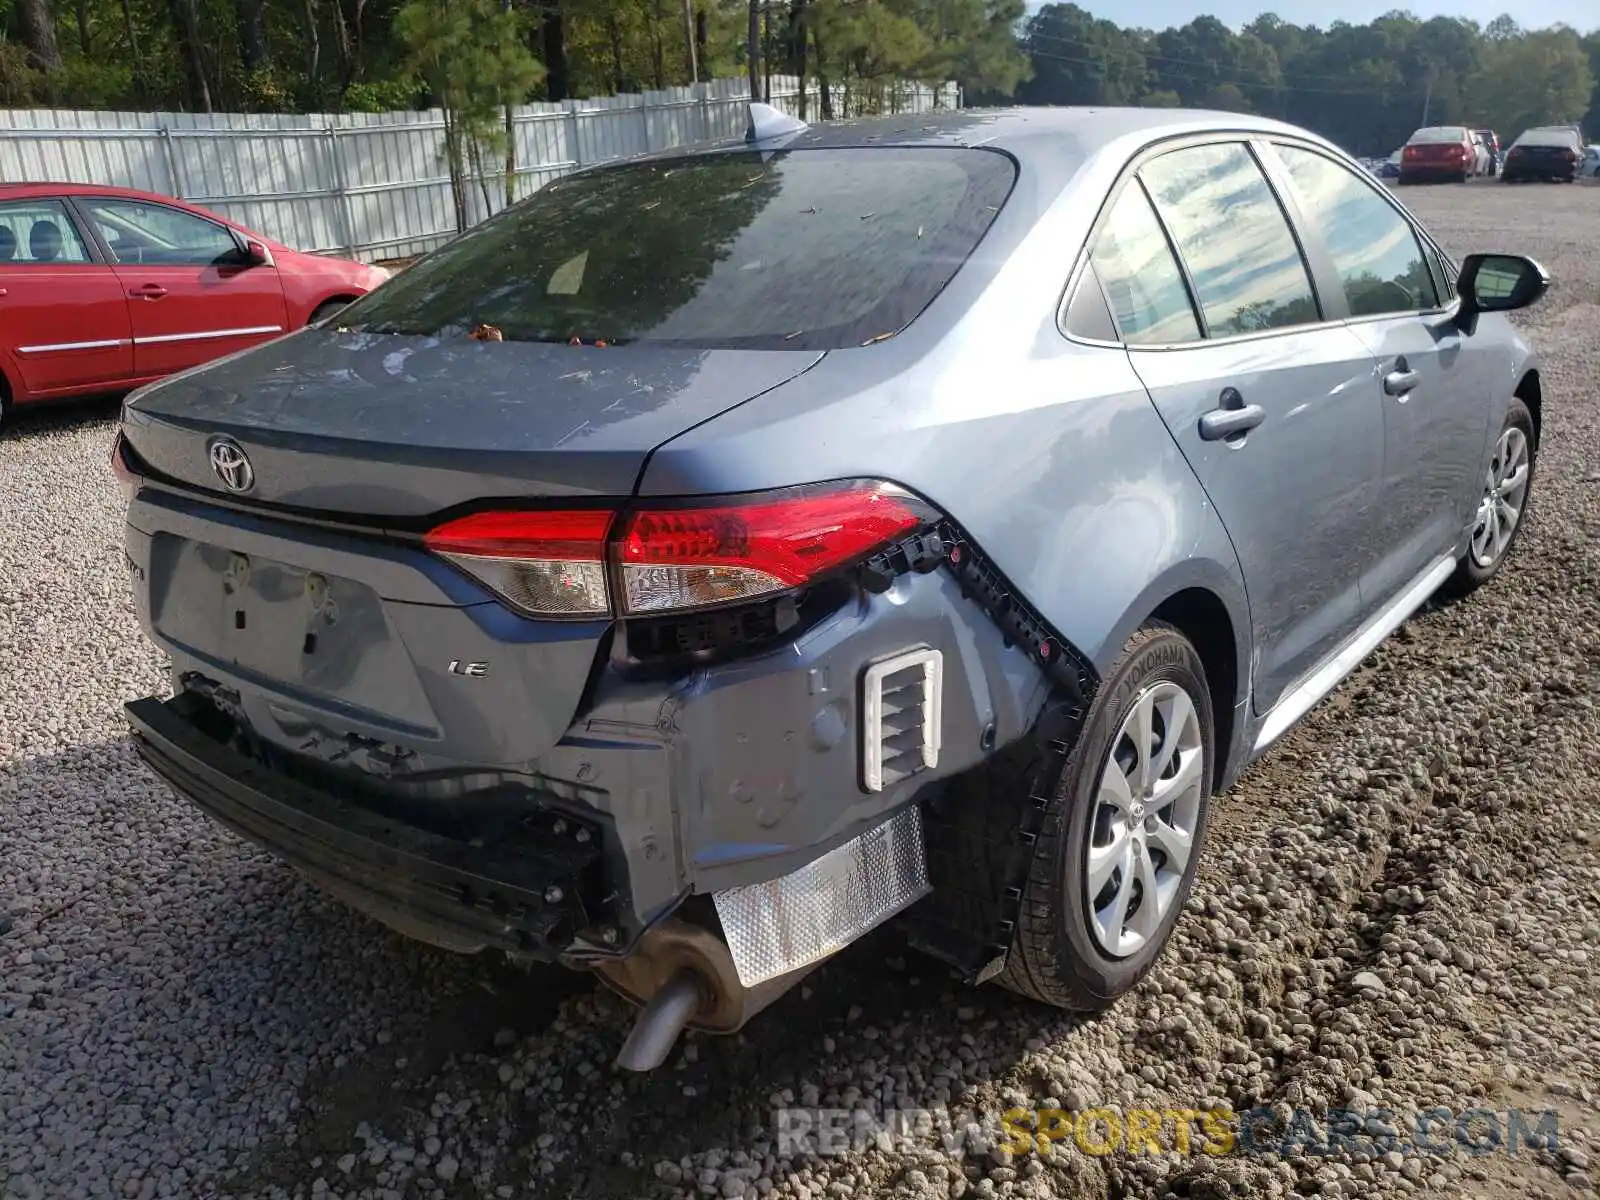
{"left": 30, "top": 219, "right": 62, "bottom": 262}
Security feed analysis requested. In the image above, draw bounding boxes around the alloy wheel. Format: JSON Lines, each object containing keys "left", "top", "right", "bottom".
{"left": 1470, "top": 425, "right": 1531, "bottom": 569}
{"left": 1085, "top": 681, "right": 1206, "bottom": 958}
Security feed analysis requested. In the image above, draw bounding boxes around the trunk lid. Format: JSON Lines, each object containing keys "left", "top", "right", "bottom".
{"left": 122, "top": 328, "right": 825, "bottom": 516}
{"left": 122, "top": 329, "right": 823, "bottom": 770}
{"left": 1406, "top": 141, "right": 1467, "bottom": 165}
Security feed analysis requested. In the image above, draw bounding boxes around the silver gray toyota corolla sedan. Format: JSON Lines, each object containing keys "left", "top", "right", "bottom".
{"left": 114, "top": 104, "right": 1548, "bottom": 1070}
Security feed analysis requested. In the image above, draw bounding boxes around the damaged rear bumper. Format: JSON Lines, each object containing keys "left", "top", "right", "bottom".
{"left": 127, "top": 690, "right": 613, "bottom": 958}
{"left": 127, "top": 523, "right": 1096, "bottom": 984}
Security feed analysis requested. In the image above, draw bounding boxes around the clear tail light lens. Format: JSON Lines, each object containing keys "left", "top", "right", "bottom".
{"left": 619, "top": 482, "right": 932, "bottom": 614}
{"left": 423, "top": 509, "right": 613, "bottom": 617}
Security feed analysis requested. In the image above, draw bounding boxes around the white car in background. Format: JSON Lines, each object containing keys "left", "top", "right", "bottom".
{"left": 1468, "top": 130, "right": 1492, "bottom": 176}
{"left": 1585, "top": 145, "right": 1600, "bottom": 178}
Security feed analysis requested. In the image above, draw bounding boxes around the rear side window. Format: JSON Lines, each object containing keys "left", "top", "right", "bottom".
{"left": 1274, "top": 145, "right": 1438, "bottom": 316}
{"left": 337, "top": 148, "right": 1016, "bottom": 351}
{"left": 1140, "top": 142, "right": 1320, "bottom": 337}
{"left": 0, "top": 199, "right": 93, "bottom": 265}
{"left": 1086, "top": 183, "right": 1200, "bottom": 345}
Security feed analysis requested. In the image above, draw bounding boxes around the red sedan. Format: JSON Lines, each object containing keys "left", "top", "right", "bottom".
{"left": 0, "top": 183, "right": 390, "bottom": 428}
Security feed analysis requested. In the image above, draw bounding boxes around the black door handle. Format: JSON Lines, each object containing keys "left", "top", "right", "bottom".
{"left": 1199, "top": 388, "right": 1266, "bottom": 442}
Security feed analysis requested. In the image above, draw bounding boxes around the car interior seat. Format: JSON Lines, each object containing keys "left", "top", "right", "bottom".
{"left": 30, "top": 220, "right": 63, "bottom": 263}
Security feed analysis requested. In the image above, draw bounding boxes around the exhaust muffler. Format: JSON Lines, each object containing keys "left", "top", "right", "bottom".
{"left": 596, "top": 917, "right": 815, "bottom": 1071}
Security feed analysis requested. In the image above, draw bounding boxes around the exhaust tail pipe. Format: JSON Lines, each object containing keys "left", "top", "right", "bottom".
{"left": 600, "top": 807, "right": 933, "bottom": 1069}
{"left": 614, "top": 968, "right": 702, "bottom": 1072}
{"left": 595, "top": 918, "right": 814, "bottom": 1071}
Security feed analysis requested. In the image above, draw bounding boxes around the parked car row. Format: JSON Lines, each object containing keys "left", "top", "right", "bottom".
{"left": 0, "top": 183, "right": 390, "bottom": 432}
{"left": 1386, "top": 123, "right": 1590, "bottom": 186}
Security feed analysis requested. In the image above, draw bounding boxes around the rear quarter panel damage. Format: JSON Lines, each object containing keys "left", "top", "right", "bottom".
{"left": 638, "top": 338, "right": 1253, "bottom": 752}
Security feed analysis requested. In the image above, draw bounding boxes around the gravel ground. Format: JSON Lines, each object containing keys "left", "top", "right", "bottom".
{"left": 4, "top": 178, "right": 1600, "bottom": 1200}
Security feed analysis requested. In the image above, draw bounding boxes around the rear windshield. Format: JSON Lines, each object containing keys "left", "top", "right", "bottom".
{"left": 336, "top": 147, "right": 1017, "bottom": 351}
{"left": 1514, "top": 128, "right": 1580, "bottom": 148}
{"left": 1409, "top": 127, "right": 1466, "bottom": 143}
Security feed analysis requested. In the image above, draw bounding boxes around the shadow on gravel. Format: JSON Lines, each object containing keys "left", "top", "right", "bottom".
{"left": 239, "top": 921, "right": 1083, "bottom": 1198}
{"left": 0, "top": 736, "right": 594, "bottom": 1196}
{"left": 0, "top": 393, "right": 123, "bottom": 442}
{"left": 238, "top": 917, "right": 1091, "bottom": 1198}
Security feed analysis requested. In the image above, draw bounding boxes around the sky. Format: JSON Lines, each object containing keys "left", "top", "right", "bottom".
{"left": 1039, "top": 0, "right": 1597, "bottom": 34}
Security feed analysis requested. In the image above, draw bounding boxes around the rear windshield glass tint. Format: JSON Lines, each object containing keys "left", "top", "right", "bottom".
{"left": 1409, "top": 127, "right": 1465, "bottom": 143}
{"left": 1514, "top": 129, "right": 1580, "bottom": 147}
{"left": 336, "top": 147, "right": 1016, "bottom": 351}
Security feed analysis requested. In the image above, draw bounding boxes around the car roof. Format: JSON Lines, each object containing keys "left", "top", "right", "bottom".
{"left": 626, "top": 105, "right": 1346, "bottom": 204}
{"left": 0, "top": 181, "right": 181, "bottom": 202}
{"left": 714, "top": 105, "right": 1327, "bottom": 159}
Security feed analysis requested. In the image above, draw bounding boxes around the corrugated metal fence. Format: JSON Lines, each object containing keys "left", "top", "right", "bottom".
{"left": 0, "top": 75, "right": 960, "bottom": 263}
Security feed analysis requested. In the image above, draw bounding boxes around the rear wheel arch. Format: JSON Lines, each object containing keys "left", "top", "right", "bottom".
{"left": 1149, "top": 586, "right": 1240, "bottom": 788}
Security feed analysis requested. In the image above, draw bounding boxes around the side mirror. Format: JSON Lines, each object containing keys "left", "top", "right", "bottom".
{"left": 230, "top": 229, "right": 273, "bottom": 267}
{"left": 1455, "top": 253, "right": 1549, "bottom": 334}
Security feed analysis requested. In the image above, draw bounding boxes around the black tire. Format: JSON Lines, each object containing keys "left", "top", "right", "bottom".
{"left": 309, "top": 299, "right": 351, "bottom": 325}
{"left": 1445, "top": 397, "right": 1536, "bottom": 598}
{"left": 997, "top": 621, "right": 1214, "bottom": 1011}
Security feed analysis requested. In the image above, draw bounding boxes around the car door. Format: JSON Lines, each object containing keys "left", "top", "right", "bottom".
{"left": 1266, "top": 142, "right": 1495, "bottom": 608}
{"left": 1091, "top": 140, "right": 1388, "bottom": 716}
{"left": 0, "top": 197, "right": 133, "bottom": 399}
{"left": 73, "top": 196, "right": 289, "bottom": 378}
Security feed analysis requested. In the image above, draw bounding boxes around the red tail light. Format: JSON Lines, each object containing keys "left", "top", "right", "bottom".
{"left": 110, "top": 429, "right": 138, "bottom": 502}
{"left": 424, "top": 509, "right": 613, "bottom": 617}
{"left": 423, "top": 482, "right": 937, "bottom": 619}
{"left": 618, "top": 482, "right": 933, "bottom": 614}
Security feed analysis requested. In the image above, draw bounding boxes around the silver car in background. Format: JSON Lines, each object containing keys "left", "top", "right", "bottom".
{"left": 114, "top": 105, "right": 1549, "bottom": 1071}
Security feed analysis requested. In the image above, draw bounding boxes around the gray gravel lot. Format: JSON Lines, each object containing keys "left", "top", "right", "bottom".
{"left": 3, "top": 178, "right": 1600, "bottom": 1200}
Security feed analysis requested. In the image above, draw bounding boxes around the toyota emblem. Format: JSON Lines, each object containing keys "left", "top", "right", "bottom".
{"left": 208, "top": 438, "right": 255, "bottom": 493}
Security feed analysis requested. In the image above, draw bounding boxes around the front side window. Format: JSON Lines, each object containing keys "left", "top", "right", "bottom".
{"left": 0, "top": 199, "right": 93, "bottom": 265}
{"left": 81, "top": 199, "right": 242, "bottom": 267}
{"left": 1274, "top": 145, "right": 1439, "bottom": 317}
{"left": 1086, "top": 182, "right": 1200, "bottom": 345}
{"left": 337, "top": 147, "right": 1018, "bottom": 351}
{"left": 1140, "top": 142, "right": 1320, "bottom": 337}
